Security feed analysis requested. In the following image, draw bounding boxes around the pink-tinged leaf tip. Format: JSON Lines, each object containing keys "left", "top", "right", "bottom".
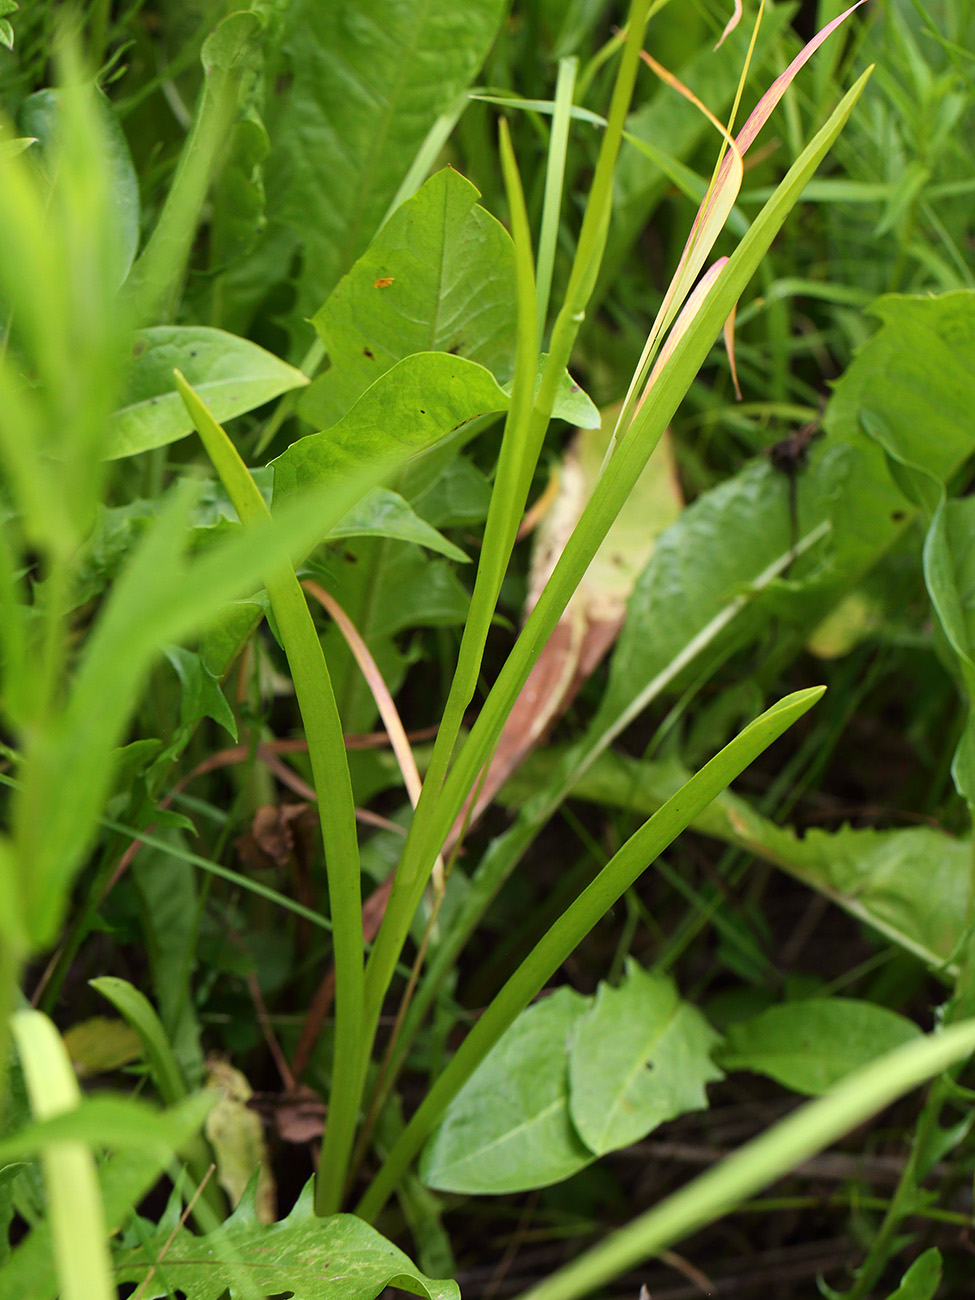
{"left": 636, "top": 258, "right": 729, "bottom": 417}
{"left": 715, "top": 0, "right": 743, "bottom": 51}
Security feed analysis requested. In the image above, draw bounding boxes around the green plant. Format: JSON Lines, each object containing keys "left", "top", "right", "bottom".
{"left": 2, "top": 2, "right": 974, "bottom": 1298}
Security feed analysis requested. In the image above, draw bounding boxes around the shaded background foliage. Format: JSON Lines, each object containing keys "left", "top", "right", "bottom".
{"left": 1, "top": 1, "right": 975, "bottom": 1298}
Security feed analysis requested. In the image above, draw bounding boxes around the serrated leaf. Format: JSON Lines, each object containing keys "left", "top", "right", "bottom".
{"left": 719, "top": 998, "right": 921, "bottom": 1096}
{"left": 569, "top": 959, "right": 722, "bottom": 1154}
{"left": 163, "top": 645, "right": 238, "bottom": 741}
{"left": 113, "top": 1180, "right": 460, "bottom": 1300}
{"left": 421, "top": 988, "right": 593, "bottom": 1194}
{"left": 107, "top": 327, "right": 308, "bottom": 459}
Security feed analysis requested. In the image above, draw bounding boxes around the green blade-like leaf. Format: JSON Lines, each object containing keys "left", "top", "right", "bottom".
{"left": 517, "top": 747, "right": 972, "bottom": 972}
{"left": 569, "top": 960, "right": 722, "bottom": 1154}
{"left": 89, "top": 978, "right": 187, "bottom": 1105}
{"left": 19, "top": 87, "right": 139, "bottom": 289}
{"left": 10, "top": 1012, "right": 115, "bottom": 1300}
{"left": 358, "top": 686, "right": 825, "bottom": 1220}
{"left": 0, "top": 1093, "right": 215, "bottom": 1165}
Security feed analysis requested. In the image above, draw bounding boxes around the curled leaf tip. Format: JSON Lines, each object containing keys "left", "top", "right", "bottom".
{"left": 714, "top": 0, "right": 743, "bottom": 51}
{"left": 723, "top": 302, "right": 742, "bottom": 400}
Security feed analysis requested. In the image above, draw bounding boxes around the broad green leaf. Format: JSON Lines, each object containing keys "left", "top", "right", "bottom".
{"left": 300, "top": 166, "right": 516, "bottom": 428}
{"left": 280, "top": 351, "right": 595, "bottom": 525}
{"left": 515, "top": 1022, "right": 975, "bottom": 1300}
{"left": 719, "top": 998, "right": 922, "bottom": 1096}
{"left": 272, "top": 352, "right": 510, "bottom": 504}
{"left": 595, "top": 455, "right": 843, "bottom": 735}
{"left": 410, "top": 454, "right": 493, "bottom": 528}
{"left": 569, "top": 960, "right": 722, "bottom": 1155}
{"left": 113, "top": 1180, "right": 460, "bottom": 1300}
{"left": 328, "top": 487, "right": 469, "bottom": 561}
{"left": 421, "top": 988, "right": 593, "bottom": 1194}
{"left": 107, "top": 327, "right": 308, "bottom": 459}
{"left": 209, "top": 110, "right": 269, "bottom": 268}
{"left": 262, "top": 0, "right": 507, "bottom": 317}
{"left": 827, "top": 292, "right": 975, "bottom": 485}
{"left": 883, "top": 1248, "right": 942, "bottom": 1300}
{"left": 528, "top": 355, "right": 600, "bottom": 429}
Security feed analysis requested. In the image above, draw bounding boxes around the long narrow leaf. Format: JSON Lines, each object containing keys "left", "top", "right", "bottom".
{"left": 358, "top": 687, "right": 824, "bottom": 1219}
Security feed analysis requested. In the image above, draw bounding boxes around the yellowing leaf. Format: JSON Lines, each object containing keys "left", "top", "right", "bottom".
{"left": 204, "top": 1058, "right": 276, "bottom": 1224}
{"left": 63, "top": 1018, "right": 142, "bottom": 1079}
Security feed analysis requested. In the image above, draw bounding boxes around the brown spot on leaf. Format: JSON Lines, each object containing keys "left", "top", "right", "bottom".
{"left": 373, "top": 276, "right": 394, "bottom": 288}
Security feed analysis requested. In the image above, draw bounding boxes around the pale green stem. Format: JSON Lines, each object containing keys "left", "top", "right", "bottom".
{"left": 173, "top": 375, "right": 364, "bottom": 1217}
{"left": 124, "top": 20, "right": 257, "bottom": 323}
